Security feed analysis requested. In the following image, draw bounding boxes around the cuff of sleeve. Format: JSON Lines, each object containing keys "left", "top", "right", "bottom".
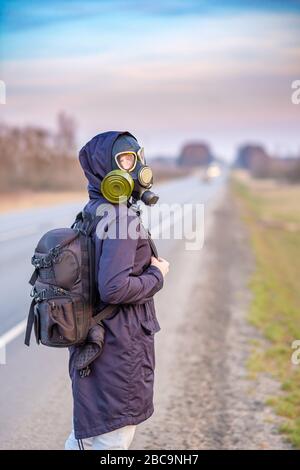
{"left": 146, "top": 265, "right": 164, "bottom": 289}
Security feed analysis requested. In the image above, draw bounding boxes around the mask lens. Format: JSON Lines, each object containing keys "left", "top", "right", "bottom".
{"left": 137, "top": 147, "right": 145, "bottom": 164}
{"left": 115, "top": 152, "right": 137, "bottom": 171}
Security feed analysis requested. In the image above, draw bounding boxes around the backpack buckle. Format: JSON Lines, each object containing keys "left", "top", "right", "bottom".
{"left": 31, "top": 246, "right": 61, "bottom": 270}
{"left": 31, "top": 288, "right": 46, "bottom": 302}
{"left": 79, "top": 366, "right": 91, "bottom": 378}
{"left": 53, "top": 286, "right": 67, "bottom": 296}
{"left": 39, "top": 289, "right": 47, "bottom": 301}
{"left": 49, "top": 245, "right": 61, "bottom": 263}
{"left": 31, "top": 255, "right": 41, "bottom": 268}
{"left": 30, "top": 286, "right": 37, "bottom": 298}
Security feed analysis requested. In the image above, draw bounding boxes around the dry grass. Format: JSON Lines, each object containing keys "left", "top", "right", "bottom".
{"left": 232, "top": 171, "right": 300, "bottom": 447}
{"left": 0, "top": 190, "right": 87, "bottom": 214}
{"left": 0, "top": 169, "right": 191, "bottom": 214}
{"left": 234, "top": 170, "right": 300, "bottom": 224}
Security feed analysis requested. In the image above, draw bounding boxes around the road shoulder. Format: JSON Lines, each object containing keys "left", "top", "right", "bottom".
{"left": 132, "top": 185, "right": 291, "bottom": 449}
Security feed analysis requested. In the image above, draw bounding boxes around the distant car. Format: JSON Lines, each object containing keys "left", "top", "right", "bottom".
{"left": 201, "top": 163, "right": 221, "bottom": 182}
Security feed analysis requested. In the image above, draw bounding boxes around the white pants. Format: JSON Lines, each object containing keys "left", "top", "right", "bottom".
{"left": 65, "top": 425, "right": 137, "bottom": 450}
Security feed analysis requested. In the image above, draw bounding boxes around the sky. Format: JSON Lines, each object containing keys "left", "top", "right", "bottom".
{"left": 0, "top": 0, "right": 300, "bottom": 161}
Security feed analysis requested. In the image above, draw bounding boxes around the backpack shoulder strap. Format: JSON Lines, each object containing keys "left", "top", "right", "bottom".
{"left": 92, "top": 304, "right": 118, "bottom": 325}
{"left": 71, "top": 211, "right": 83, "bottom": 229}
{"left": 147, "top": 229, "right": 159, "bottom": 258}
{"left": 132, "top": 203, "right": 159, "bottom": 259}
{"left": 77, "top": 209, "right": 104, "bottom": 236}
{"left": 24, "top": 298, "right": 36, "bottom": 346}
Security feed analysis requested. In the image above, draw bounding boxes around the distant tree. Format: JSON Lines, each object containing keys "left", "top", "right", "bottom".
{"left": 0, "top": 113, "right": 85, "bottom": 191}
{"left": 178, "top": 142, "right": 214, "bottom": 167}
{"left": 55, "top": 112, "right": 77, "bottom": 157}
{"left": 235, "top": 144, "right": 268, "bottom": 170}
{"left": 286, "top": 158, "right": 300, "bottom": 182}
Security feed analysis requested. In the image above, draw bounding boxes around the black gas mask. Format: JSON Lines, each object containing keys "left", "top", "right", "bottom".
{"left": 100, "top": 135, "right": 159, "bottom": 206}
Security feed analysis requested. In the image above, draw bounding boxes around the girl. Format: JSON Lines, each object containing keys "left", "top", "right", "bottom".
{"left": 65, "top": 131, "right": 169, "bottom": 450}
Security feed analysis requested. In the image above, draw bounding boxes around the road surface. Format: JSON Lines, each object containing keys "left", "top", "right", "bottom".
{"left": 0, "top": 173, "right": 290, "bottom": 449}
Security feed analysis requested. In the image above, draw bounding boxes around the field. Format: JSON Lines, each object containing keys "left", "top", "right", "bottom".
{"left": 232, "top": 171, "right": 300, "bottom": 447}
{"left": 0, "top": 165, "right": 191, "bottom": 214}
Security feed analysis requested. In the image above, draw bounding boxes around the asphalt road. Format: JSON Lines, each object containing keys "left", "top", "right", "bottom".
{"left": 0, "top": 173, "right": 227, "bottom": 449}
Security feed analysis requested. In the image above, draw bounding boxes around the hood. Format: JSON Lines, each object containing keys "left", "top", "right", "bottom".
{"left": 79, "top": 130, "right": 137, "bottom": 200}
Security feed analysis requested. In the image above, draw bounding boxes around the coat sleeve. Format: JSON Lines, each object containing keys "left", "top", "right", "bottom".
{"left": 97, "top": 213, "right": 164, "bottom": 305}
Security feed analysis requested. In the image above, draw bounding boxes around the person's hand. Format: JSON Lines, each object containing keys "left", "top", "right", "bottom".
{"left": 151, "top": 256, "right": 170, "bottom": 278}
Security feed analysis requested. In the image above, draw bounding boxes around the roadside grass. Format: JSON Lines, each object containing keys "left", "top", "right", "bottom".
{"left": 232, "top": 174, "right": 300, "bottom": 448}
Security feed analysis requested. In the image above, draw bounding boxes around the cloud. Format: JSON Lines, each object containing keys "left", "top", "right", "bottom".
{"left": 0, "top": 10, "right": 299, "bottom": 159}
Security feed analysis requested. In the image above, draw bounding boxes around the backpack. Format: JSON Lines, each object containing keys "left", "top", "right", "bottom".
{"left": 24, "top": 210, "right": 117, "bottom": 375}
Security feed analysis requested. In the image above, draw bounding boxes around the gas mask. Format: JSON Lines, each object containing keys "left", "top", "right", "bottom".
{"left": 100, "top": 135, "right": 159, "bottom": 206}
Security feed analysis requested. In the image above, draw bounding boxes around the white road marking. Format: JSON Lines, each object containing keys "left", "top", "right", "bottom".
{"left": 0, "top": 319, "right": 28, "bottom": 364}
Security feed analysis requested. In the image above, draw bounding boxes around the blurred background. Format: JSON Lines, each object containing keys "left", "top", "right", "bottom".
{"left": 0, "top": 0, "right": 300, "bottom": 197}
{"left": 0, "top": 0, "right": 300, "bottom": 450}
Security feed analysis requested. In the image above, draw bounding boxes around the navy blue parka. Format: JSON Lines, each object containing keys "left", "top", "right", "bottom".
{"left": 69, "top": 131, "right": 164, "bottom": 439}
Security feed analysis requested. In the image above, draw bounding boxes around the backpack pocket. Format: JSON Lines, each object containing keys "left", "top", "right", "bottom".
{"left": 53, "top": 249, "right": 80, "bottom": 290}
{"left": 35, "top": 294, "right": 87, "bottom": 347}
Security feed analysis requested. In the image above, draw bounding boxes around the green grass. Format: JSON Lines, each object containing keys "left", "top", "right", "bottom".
{"left": 232, "top": 175, "right": 300, "bottom": 448}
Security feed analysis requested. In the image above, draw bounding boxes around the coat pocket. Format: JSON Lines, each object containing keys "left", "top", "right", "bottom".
{"left": 139, "top": 316, "right": 161, "bottom": 380}
{"left": 140, "top": 317, "right": 161, "bottom": 336}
